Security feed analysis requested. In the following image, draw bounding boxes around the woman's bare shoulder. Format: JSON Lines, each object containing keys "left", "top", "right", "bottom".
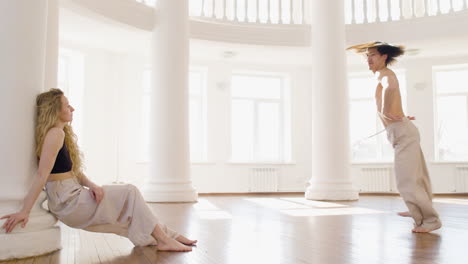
{"left": 44, "top": 127, "right": 65, "bottom": 144}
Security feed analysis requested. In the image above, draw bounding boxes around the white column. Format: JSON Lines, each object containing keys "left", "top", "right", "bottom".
{"left": 0, "top": 0, "right": 60, "bottom": 260}
{"left": 44, "top": 0, "right": 59, "bottom": 90}
{"left": 305, "top": 0, "right": 358, "bottom": 201}
{"left": 145, "top": 0, "right": 198, "bottom": 202}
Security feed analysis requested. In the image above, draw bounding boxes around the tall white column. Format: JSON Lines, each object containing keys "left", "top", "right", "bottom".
{"left": 0, "top": 0, "right": 61, "bottom": 260}
{"left": 145, "top": 0, "right": 198, "bottom": 202}
{"left": 305, "top": 0, "right": 359, "bottom": 201}
{"left": 44, "top": 0, "right": 59, "bottom": 90}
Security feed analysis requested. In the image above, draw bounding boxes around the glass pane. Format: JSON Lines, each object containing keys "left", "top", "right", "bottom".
{"left": 350, "top": 100, "right": 379, "bottom": 161}
{"left": 231, "top": 75, "right": 281, "bottom": 99}
{"left": 348, "top": 74, "right": 375, "bottom": 99}
{"left": 435, "top": 69, "right": 468, "bottom": 94}
{"left": 189, "top": 71, "right": 202, "bottom": 95}
{"left": 141, "top": 95, "right": 150, "bottom": 160}
{"left": 190, "top": 99, "right": 203, "bottom": 161}
{"left": 142, "top": 69, "right": 151, "bottom": 93}
{"left": 257, "top": 102, "right": 280, "bottom": 161}
{"left": 231, "top": 99, "right": 254, "bottom": 161}
{"left": 58, "top": 56, "right": 68, "bottom": 86}
{"left": 437, "top": 96, "right": 468, "bottom": 161}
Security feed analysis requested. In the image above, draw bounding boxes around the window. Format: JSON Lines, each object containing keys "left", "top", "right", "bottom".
{"left": 348, "top": 70, "right": 407, "bottom": 162}
{"left": 139, "top": 68, "right": 151, "bottom": 161}
{"left": 189, "top": 69, "right": 208, "bottom": 162}
{"left": 139, "top": 68, "right": 208, "bottom": 162}
{"left": 58, "top": 48, "right": 85, "bottom": 141}
{"left": 434, "top": 65, "right": 468, "bottom": 161}
{"left": 230, "top": 73, "right": 291, "bottom": 162}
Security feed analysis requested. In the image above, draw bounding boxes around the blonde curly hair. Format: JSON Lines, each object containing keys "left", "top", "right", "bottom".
{"left": 35, "top": 88, "right": 83, "bottom": 178}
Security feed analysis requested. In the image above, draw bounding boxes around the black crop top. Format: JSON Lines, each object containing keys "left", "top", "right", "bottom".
{"left": 51, "top": 143, "right": 73, "bottom": 174}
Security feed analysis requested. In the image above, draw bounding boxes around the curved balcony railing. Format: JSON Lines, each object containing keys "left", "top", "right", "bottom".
{"left": 136, "top": 0, "right": 468, "bottom": 25}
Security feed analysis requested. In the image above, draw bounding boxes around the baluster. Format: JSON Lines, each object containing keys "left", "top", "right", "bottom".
{"left": 201, "top": 0, "right": 205, "bottom": 16}
{"left": 363, "top": 0, "right": 368, "bottom": 23}
{"left": 234, "top": 0, "right": 238, "bottom": 21}
{"left": 290, "top": 0, "right": 294, "bottom": 24}
{"left": 449, "top": 0, "right": 454, "bottom": 13}
{"left": 212, "top": 0, "right": 216, "bottom": 18}
{"left": 412, "top": 0, "right": 415, "bottom": 18}
{"left": 223, "top": 0, "right": 227, "bottom": 20}
{"left": 279, "top": 0, "right": 283, "bottom": 24}
{"left": 376, "top": 0, "right": 380, "bottom": 22}
{"left": 256, "top": 0, "right": 260, "bottom": 22}
{"left": 387, "top": 0, "right": 391, "bottom": 21}
{"left": 399, "top": 0, "right": 403, "bottom": 19}
{"left": 351, "top": 0, "right": 356, "bottom": 24}
{"left": 424, "top": 0, "right": 429, "bottom": 16}
{"left": 245, "top": 0, "right": 248, "bottom": 22}
{"left": 267, "top": 0, "right": 271, "bottom": 23}
{"left": 436, "top": 0, "right": 441, "bottom": 15}
{"left": 301, "top": 0, "right": 305, "bottom": 24}
{"left": 464, "top": 0, "right": 467, "bottom": 10}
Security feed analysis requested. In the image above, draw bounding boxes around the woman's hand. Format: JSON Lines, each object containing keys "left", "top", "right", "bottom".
{"left": 1, "top": 211, "right": 30, "bottom": 233}
{"left": 90, "top": 185, "right": 104, "bottom": 204}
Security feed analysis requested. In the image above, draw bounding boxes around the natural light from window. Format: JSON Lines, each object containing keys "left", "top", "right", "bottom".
{"left": 434, "top": 65, "right": 468, "bottom": 161}
{"left": 230, "top": 73, "right": 291, "bottom": 163}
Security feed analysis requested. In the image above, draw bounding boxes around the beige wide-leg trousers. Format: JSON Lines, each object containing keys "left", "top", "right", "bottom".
{"left": 45, "top": 178, "right": 178, "bottom": 246}
{"left": 386, "top": 118, "right": 441, "bottom": 229}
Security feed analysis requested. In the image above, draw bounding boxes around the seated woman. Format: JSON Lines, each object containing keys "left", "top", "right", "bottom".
{"left": 1, "top": 88, "right": 196, "bottom": 252}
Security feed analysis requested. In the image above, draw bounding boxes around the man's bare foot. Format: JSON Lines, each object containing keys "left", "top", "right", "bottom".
{"left": 176, "top": 235, "right": 197, "bottom": 246}
{"left": 412, "top": 222, "right": 442, "bottom": 233}
{"left": 397, "top": 211, "right": 411, "bottom": 217}
{"left": 157, "top": 238, "right": 192, "bottom": 251}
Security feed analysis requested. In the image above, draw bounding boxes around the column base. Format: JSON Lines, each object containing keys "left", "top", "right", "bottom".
{"left": 0, "top": 227, "right": 61, "bottom": 261}
{"left": 305, "top": 181, "right": 359, "bottom": 201}
{"left": 143, "top": 181, "right": 198, "bottom": 202}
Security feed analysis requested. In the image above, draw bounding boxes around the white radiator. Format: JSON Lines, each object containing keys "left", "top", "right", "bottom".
{"left": 359, "top": 167, "right": 393, "bottom": 193}
{"left": 455, "top": 166, "right": 468, "bottom": 192}
{"left": 249, "top": 168, "right": 278, "bottom": 192}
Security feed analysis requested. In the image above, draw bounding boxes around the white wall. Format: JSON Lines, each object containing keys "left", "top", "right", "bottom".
{"left": 61, "top": 41, "right": 468, "bottom": 194}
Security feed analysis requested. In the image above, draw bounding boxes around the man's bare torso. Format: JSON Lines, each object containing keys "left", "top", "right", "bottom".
{"left": 374, "top": 68, "right": 405, "bottom": 127}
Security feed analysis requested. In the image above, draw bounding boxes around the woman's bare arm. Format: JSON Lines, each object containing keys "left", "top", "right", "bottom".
{"left": 77, "top": 172, "right": 104, "bottom": 204}
{"left": 1, "top": 128, "right": 64, "bottom": 232}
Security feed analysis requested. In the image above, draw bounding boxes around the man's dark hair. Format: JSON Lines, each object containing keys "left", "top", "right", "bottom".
{"left": 375, "top": 44, "right": 405, "bottom": 66}
{"left": 347, "top": 41, "right": 405, "bottom": 65}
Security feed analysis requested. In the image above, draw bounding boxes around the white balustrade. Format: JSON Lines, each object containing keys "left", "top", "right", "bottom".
{"left": 134, "top": 0, "right": 468, "bottom": 25}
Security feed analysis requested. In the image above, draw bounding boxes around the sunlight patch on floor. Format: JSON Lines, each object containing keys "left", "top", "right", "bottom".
{"left": 281, "top": 207, "right": 387, "bottom": 217}
{"left": 194, "top": 198, "right": 233, "bottom": 219}
{"left": 244, "top": 198, "right": 310, "bottom": 210}
{"left": 433, "top": 198, "right": 468, "bottom": 205}
{"left": 280, "top": 197, "right": 349, "bottom": 208}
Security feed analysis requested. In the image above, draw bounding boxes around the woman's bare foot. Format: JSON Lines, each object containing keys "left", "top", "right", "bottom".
{"left": 397, "top": 211, "right": 411, "bottom": 217}
{"left": 152, "top": 224, "right": 192, "bottom": 252}
{"left": 176, "top": 235, "right": 197, "bottom": 246}
{"left": 412, "top": 222, "right": 442, "bottom": 233}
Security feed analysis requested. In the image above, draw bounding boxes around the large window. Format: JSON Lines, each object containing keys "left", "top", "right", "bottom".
{"left": 189, "top": 69, "right": 208, "bottom": 162}
{"left": 434, "top": 65, "right": 468, "bottom": 161}
{"left": 230, "top": 72, "right": 291, "bottom": 163}
{"left": 139, "top": 69, "right": 208, "bottom": 162}
{"left": 348, "top": 70, "right": 407, "bottom": 162}
{"left": 58, "top": 48, "right": 85, "bottom": 141}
